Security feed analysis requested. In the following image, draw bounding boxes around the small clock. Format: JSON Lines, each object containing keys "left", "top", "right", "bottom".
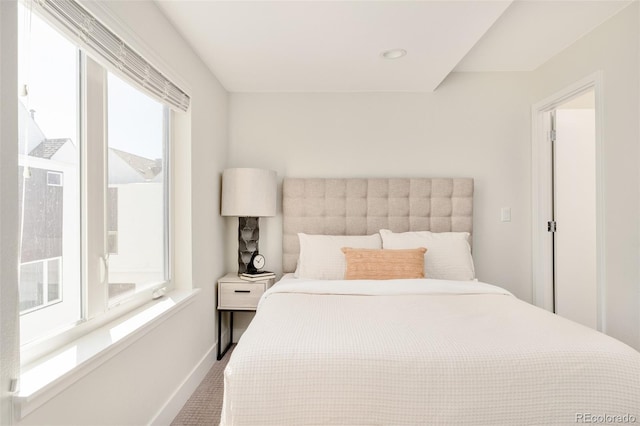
{"left": 248, "top": 253, "right": 266, "bottom": 273}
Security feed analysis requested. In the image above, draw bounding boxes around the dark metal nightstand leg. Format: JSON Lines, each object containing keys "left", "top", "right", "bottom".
{"left": 217, "top": 311, "right": 234, "bottom": 360}
{"left": 217, "top": 309, "right": 222, "bottom": 360}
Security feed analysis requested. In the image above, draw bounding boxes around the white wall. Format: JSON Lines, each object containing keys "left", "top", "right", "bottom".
{"left": 109, "top": 183, "right": 164, "bottom": 285}
{"left": 227, "top": 73, "right": 534, "bottom": 300}
{"left": 532, "top": 2, "right": 639, "bottom": 349}
{"left": 2, "top": 0, "right": 229, "bottom": 424}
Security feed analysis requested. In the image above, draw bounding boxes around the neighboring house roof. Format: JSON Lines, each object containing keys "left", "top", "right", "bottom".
{"left": 29, "top": 138, "right": 71, "bottom": 159}
{"left": 110, "top": 148, "right": 162, "bottom": 181}
{"left": 24, "top": 111, "right": 161, "bottom": 182}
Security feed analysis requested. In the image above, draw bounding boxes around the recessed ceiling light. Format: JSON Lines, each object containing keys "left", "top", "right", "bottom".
{"left": 381, "top": 49, "right": 407, "bottom": 60}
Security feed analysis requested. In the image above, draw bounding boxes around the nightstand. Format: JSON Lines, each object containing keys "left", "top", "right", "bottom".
{"left": 217, "top": 273, "right": 275, "bottom": 360}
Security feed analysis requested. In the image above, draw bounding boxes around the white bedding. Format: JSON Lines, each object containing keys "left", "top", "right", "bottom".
{"left": 221, "top": 278, "right": 640, "bottom": 425}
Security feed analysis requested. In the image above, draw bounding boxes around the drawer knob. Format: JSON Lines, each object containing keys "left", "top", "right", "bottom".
{"left": 234, "top": 290, "right": 251, "bottom": 293}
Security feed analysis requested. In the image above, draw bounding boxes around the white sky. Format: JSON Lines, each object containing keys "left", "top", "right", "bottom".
{"left": 19, "top": 5, "right": 164, "bottom": 160}
{"left": 108, "top": 73, "right": 164, "bottom": 160}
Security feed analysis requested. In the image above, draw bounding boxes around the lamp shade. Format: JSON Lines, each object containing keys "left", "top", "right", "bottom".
{"left": 221, "top": 168, "right": 277, "bottom": 217}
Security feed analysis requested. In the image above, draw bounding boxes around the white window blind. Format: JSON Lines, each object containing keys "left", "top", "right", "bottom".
{"left": 33, "top": 0, "right": 190, "bottom": 112}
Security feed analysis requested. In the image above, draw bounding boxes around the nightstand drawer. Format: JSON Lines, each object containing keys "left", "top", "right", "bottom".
{"left": 218, "top": 282, "right": 266, "bottom": 309}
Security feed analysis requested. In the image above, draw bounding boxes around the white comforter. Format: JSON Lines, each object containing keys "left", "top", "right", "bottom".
{"left": 221, "top": 278, "right": 640, "bottom": 425}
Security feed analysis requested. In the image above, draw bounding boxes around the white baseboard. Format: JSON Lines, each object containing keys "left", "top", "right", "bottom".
{"left": 149, "top": 332, "right": 228, "bottom": 426}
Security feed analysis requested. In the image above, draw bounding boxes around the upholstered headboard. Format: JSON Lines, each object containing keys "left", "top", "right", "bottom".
{"left": 282, "top": 178, "right": 474, "bottom": 273}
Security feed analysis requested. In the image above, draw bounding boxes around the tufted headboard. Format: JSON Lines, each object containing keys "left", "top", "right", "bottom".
{"left": 282, "top": 178, "right": 474, "bottom": 273}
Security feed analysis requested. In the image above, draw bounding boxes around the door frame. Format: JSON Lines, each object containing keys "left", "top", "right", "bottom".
{"left": 531, "top": 72, "right": 605, "bottom": 332}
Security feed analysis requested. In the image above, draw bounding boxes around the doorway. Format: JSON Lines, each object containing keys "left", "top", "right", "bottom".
{"left": 531, "top": 73, "right": 604, "bottom": 332}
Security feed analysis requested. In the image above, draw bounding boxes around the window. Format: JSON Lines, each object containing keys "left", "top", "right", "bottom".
{"left": 19, "top": 258, "right": 61, "bottom": 313}
{"left": 18, "top": 4, "right": 172, "bottom": 348}
{"left": 107, "top": 188, "right": 119, "bottom": 255}
{"left": 18, "top": 5, "right": 81, "bottom": 344}
{"left": 106, "top": 72, "right": 169, "bottom": 304}
{"left": 46, "top": 171, "right": 63, "bottom": 187}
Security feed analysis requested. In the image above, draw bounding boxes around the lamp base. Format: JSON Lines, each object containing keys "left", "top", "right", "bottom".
{"left": 237, "top": 217, "right": 259, "bottom": 274}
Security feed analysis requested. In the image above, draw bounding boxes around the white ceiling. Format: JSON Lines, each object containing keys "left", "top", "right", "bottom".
{"left": 155, "top": 0, "right": 633, "bottom": 93}
{"left": 455, "top": 0, "right": 633, "bottom": 72}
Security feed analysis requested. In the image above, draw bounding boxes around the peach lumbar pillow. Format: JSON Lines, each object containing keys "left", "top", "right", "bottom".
{"left": 341, "top": 247, "right": 427, "bottom": 280}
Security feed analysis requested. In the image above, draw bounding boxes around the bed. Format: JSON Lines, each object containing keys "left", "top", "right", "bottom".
{"left": 221, "top": 178, "right": 640, "bottom": 425}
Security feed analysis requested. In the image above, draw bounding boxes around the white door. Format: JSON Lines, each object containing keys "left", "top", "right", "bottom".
{"left": 552, "top": 90, "right": 597, "bottom": 329}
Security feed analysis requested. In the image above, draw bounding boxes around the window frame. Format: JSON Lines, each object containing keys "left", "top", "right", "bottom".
{"left": 16, "top": 20, "right": 83, "bottom": 345}
{"left": 19, "top": 14, "right": 174, "bottom": 365}
{"left": 105, "top": 72, "right": 172, "bottom": 307}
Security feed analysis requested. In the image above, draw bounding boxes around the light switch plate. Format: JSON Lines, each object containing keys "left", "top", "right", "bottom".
{"left": 501, "top": 207, "right": 511, "bottom": 222}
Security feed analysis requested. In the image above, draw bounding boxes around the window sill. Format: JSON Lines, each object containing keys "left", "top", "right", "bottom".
{"left": 13, "top": 289, "right": 200, "bottom": 419}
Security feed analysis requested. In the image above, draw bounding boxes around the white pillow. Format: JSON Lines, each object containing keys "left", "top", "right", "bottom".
{"left": 295, "top": 233, "right": 382, "bottom": 280}
{"left": 379, "top": 229, "right": 475, "bottom": 281}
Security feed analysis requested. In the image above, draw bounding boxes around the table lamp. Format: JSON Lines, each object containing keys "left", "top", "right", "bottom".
{"left": 221, "top": 168, "right": 277, "bottom": 274}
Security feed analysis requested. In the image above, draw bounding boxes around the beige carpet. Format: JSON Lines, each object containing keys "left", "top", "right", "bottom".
{"left": 171, "top": 345, "right": 234, "bottom": 425}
